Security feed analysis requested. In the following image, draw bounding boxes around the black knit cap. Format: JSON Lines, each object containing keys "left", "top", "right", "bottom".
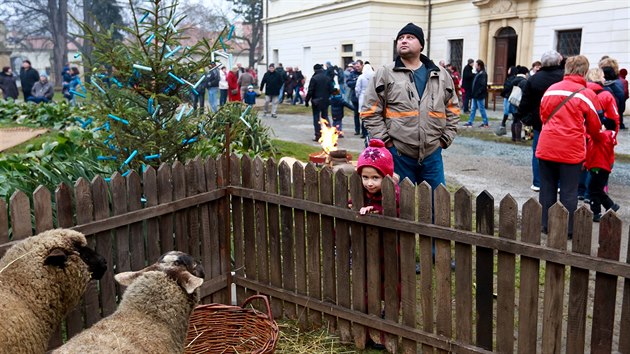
{"left": 313, "top": 63, "right": 323, "bottom": 71}
{"left": 397, "top": 23, "right": 425, "bottom": 49}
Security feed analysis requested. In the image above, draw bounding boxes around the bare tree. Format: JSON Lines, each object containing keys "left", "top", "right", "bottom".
{"left": 229, "top": 0, "right": 263, "bottom": 68}
{"left": 0, "top": 0, "right": 68, "bottom": 87}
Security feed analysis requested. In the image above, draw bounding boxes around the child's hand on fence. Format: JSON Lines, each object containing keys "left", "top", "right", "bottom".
{"left": 359, "top": 206, "right": 374, "bottom": 215}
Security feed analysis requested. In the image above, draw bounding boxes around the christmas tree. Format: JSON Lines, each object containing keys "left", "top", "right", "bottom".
{"left": 74, "top": 0, "right": 227, "bottom": 172}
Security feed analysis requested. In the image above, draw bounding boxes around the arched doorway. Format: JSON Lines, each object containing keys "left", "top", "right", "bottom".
{"left": 492, "top": 27, "right": 517, "bottom": 84}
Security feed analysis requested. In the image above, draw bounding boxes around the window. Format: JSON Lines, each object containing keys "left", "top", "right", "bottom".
{"left": 556, "top": 29, "right": 582, "bottom": 57}
{"left": 342, "top": 44, "right": 353, "bottom": 53}
{"left": 448, "top": 39, "right": 463, "bottom": 73}
{"left": 272, "top": 49, "right": 279, "bottom": 66}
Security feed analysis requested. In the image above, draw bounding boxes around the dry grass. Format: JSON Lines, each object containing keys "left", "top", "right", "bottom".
{"left": 274, "top": 319, "right": 382, "bottom": 353}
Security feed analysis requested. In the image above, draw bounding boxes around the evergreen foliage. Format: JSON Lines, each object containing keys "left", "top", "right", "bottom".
{"left": 74, "top": 0, "right": 225, "bottom": 171}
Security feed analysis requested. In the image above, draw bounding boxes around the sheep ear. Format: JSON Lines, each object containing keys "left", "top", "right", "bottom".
{"left": 115, "top": 271, "right": 142, "bottom": 286}
{"left": 182, "top": 274, "right": 204, "bottom": 294}
{"left": 44, "top": 248, "right": 68, "bottom": 268}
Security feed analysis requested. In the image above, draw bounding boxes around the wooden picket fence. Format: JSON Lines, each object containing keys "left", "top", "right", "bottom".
{"left": 1, "top": 154, "right": 629, "bottom": 353}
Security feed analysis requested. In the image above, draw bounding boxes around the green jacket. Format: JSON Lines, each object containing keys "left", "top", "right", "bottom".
{"left": 360, "top": 55, "right": 459, "bottom": 161}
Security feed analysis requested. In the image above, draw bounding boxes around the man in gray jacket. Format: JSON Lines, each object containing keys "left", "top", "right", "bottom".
{"left": 27, "top": 74, "right": 54, "bottom": 103}
{"left": 360, "top": 23, "right": 459, "bottom": 189}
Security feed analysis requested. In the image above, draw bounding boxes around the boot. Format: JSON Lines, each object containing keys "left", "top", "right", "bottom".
{"left": 514, "top": 121, "right": 522, "bottom": 142}
{"left": 511, "top": 122, "right": 517, "bottom": 141}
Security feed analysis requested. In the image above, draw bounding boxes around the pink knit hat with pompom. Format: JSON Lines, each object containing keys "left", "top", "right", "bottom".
{"left": 357, "top": 139, "right": 394, "bottom": 177}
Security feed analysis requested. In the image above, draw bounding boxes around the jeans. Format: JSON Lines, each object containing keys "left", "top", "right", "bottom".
{"left": 388, "top": 145, "right": 445, "bottom": 190}
{"left": 278, "top": 84, "right": 285, "bottom": 103}
{"left": 531, "top": 130, "right": 541, "bottom": 187}
{"left": 578, "top": 169, "right": 591, "bottom": 199}
{"left": 27, "top": 96, "right": 50, "bottom": 104}
{"left": 467, "top": 98, "right": 488, "bottom": 125}
{"left": 292, "top": 86, "right": 303, "bottom": 104}
{"left": 312, "top": 104, "right": 330, "bottom": 139}
{"left": 353, "top": 100, "right": 366, "bottom": 136}
{"left": 219, "top": 89, "right": 228, "bottom": 106}
{"left": 332, "top": 117, "right": 343, "bottom": 132}
{"left": 192, "top": 89, "right": 206, "bottom": 111}
{"left": 264, "top": 95, "right": 278, "bottom": 115}
{"left": 207, "top": 87, "right": 219, "bottom": 112}
{"left": 538, "top": 159, "right": 581, "bottom": 235}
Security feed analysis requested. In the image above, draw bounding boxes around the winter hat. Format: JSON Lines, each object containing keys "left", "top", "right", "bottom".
{"left": 397, "top": 23, "right": 425, "bottom": 49}
{"left": 313, "top": 63, "right": 323, "bottom": 71}
{"left": 357, "top": 139, "right": 394, "bottom": 178}
{"left": 247, "top": 85, "right": 253, "bottom": 89}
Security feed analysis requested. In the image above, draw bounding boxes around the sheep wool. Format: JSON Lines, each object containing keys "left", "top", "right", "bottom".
{"left": 54, "top": 251, "right": 205, "bottom": 354}
{"left": 0, "top": 229, "right": 107, "bottom": 354}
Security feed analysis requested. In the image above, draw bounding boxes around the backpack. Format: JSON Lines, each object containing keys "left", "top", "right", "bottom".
{"left": 508, "top": 84, "right": 522, "bottom": 107}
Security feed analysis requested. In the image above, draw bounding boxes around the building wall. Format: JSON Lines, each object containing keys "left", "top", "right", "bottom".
{"left": 265, "top": 0, "right": 629, "bottom": 108}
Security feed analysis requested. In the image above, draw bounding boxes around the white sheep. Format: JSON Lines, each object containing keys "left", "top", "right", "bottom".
{"left": 0, "top": 228, "right": 107, "bottom": 354}
{"left": 53, "top": 251, "right": 205, "bottom": 354}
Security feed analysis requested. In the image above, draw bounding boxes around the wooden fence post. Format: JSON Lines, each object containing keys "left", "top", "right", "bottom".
{"left": 185, "top": 160, "right": 201, "bottom": 261}
{"left": 231, "top": 154, "right": 245, "bottom": 305}
{"left": 279, "top": 161, "right": 296, "bottom": 319}
{"left": 75, "top": 178, "right": 100, "bottom": 328}
{"left": 454, "top": 186, "right": 473, "bottom": 345}
{"left": 51, "top": 185, "right": 70, "bottom": 347}
{"left": 497, "top": 194, "right": 517, "bottom": 353}
{"left": 517, "top": 198, "right": 542, "bottom": 354}
{"left": 475, "top": 190, "right": 494, "bottom": 350}
{"left": 383, "top": 176, "right": 400, "bottom": 353}
{"left": 253, "top": 156, "right": 269, "bottom": 311}
{"left": 172, "top": 161, "right": 188, "bottom": 254}
{"left": 305, "top": 163, "right": 322, "bottom": 327}
{"left": 142, "top": 166, "right": 160, "bottom": 265}
{"left": 591, "top": 211, "right": 622, "bottom": 352}
{"left": 127, "top": 171, "right": 145, "bottom": 271}
{"left": 566, "top": 205, "right": 593, "bottom": 353}
{"left": 399, "top": 179, "right": 417, "bottom": 354}
{"left": 292, "top": 162, "right": 308, "bottom": 328}
{"left": 619, "top": 225, "right": 630, "bottom": 354}
{"left": 320, "top": 166, "right": 337, "bottom": 330}
{"left": 542, "top": 203, "right": 568, "bottom": 354}
{"left": 417, "top": 181, "right": 434, "bottom": 354}
{"left": 205, "top": 157, "right": 222, "bottom": 303}
{"left": 434, "top": 184, "right": 452, "bottom": 354}
{"left": 334, "top": 169, "right": 351, "bottom": 342}
{"left": 349, "top": 171, "right": 367, "bottom": 348}
{"left": 157, "top": 163, "right": 174, "bottom": 253}
{"left": 266, "top": 158, "right": 283, "bottom": 317}
{"left": 92, "top": 176, "right": 115, "bottom": 317}
{"left": 241, "top": 155, "right": 256, "bottom": 302}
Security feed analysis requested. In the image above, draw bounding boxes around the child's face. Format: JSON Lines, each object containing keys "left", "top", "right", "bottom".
{"left": 361, "top": 166, "right": 383, "bottom": 194}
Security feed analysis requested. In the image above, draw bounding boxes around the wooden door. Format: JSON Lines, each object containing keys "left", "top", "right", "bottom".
{"left": 494, "top": 38, "right": 508, "bottom": 85}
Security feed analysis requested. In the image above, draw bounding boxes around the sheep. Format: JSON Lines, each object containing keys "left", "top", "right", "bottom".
{"left": 53, "top": 251, "right": 205, "bottom": 354}
{"left": 0, "top": 228, "right": 107, "bottom": 354}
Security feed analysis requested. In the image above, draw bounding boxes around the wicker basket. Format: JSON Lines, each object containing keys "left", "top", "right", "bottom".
{"left": 184, "top": 295, "right": 279, "bottom": 354}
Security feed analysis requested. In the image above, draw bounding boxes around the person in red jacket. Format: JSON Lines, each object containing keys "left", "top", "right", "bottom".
{"left": 585, "top": 118, "right": 619, "bottom": 222}
{"left": 227, "top": 67, "right": 241, "bottom": 102}
{"left": 537, "top": 55, "right": 603, "bottom": 237}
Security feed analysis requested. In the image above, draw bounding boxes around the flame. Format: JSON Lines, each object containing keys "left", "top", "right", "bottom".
{"left": 318, "top": 119, "right": 338, "bottom": 154}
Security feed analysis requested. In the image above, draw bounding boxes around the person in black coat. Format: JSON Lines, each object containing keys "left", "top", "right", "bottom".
{"left": 259, "top": 65, "right": 284, "bottom": 117}
{"left": 513, "top": 50, "right": 564, "bottom": 191}
{"left": 19, "top": 60, "right": 40, "bottom": 101}
{"left": 305, "top": 64, "right": 333, "bottom": 141}
{"left": 461, "top": 58, "right": 475, "bottom": 113}
{"left": 463, "top": 59, "right": 489, "bottom": 127}
{"left": 0, "top": 67, "right": 19, "bottom": 100}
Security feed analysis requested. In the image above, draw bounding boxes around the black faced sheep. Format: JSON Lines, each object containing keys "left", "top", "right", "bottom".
{"left": 53, "top": 251, "right": 205, "bottom": 354}
{"left": 0, "top": 228, "right": 107, "bottom": 354}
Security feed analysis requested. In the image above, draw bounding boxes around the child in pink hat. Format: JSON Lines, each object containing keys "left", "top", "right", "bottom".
{"left": 356, "top": 139, "right": 399, "bottom": 215}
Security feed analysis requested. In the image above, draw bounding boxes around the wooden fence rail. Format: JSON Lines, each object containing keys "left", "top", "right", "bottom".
{"left": 1, "top": 154, "right": 629, "bottom": 353}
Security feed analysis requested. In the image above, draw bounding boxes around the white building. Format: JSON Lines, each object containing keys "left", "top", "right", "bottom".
{"left": 263, "top": 0, "right": 629, "bottom": 90}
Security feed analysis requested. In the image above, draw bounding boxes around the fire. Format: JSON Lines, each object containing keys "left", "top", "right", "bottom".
{"left": 318, "top": 119, "right": 338, "bottom": 154}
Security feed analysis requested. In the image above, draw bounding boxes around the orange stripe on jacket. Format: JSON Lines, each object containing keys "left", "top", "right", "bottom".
{"left": 428, "top": 111, "right": 447, "bottom": 118}
{"left": 385, "top": 108, "right": 418, "bottom": 118}
{"left": 359, "top": 103, "right": 379, "bottom": 118}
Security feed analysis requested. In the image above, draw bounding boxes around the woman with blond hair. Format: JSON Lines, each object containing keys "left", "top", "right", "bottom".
{"left": 227, "top": 66, "right": 241, "bottom": 102}
{"left": 536, "top": 55, "right": 604, "bottom": 238}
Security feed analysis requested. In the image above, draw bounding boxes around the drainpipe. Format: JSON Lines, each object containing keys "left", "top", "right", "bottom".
{"left": 265, "top": 0, "right": 269, "bottom": 67}
{"left": 427, "top": 0, "right": 432, "bottom": 58}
